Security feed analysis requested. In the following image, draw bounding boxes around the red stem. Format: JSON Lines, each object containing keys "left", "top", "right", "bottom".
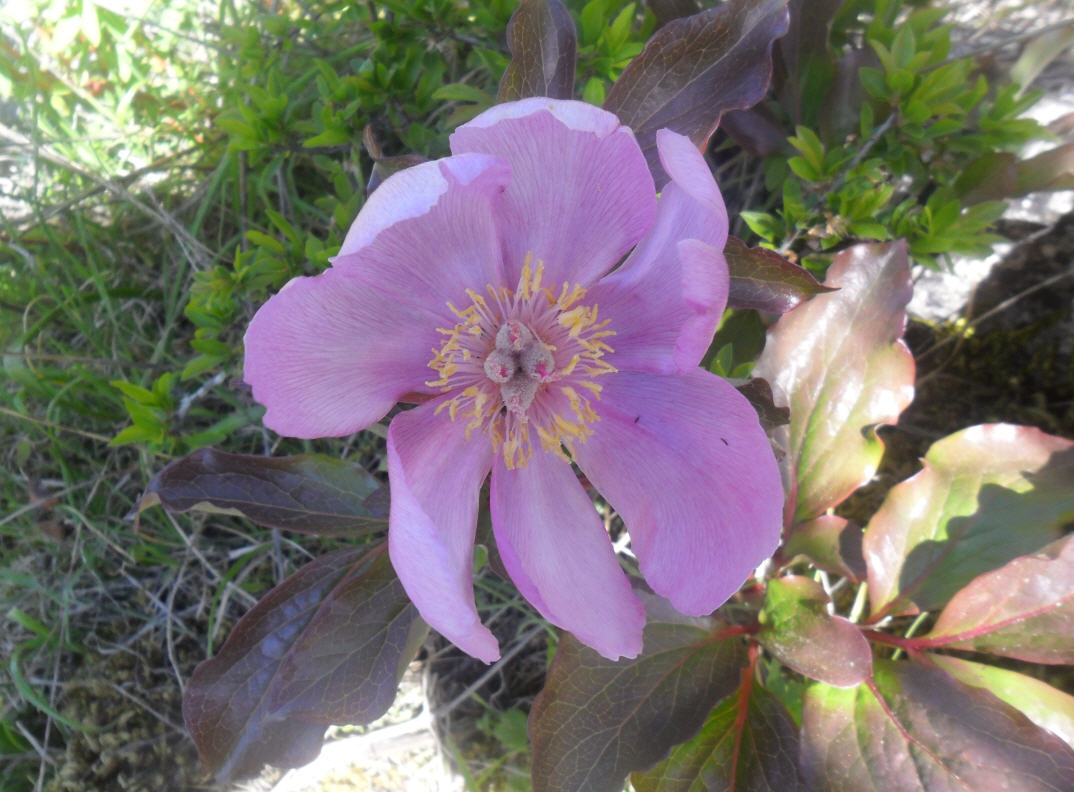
{"left": 714, "top": 623, "right": 760, "bottom": 641}
{"left": 729, "top": 643, "right": 759, "bottom": 789}
{"left": 863, "top": 629, "right": 926, "bottom": 659}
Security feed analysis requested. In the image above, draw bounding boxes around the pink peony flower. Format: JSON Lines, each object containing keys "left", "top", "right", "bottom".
{"left": 243, "top": 98, "right": 783, "bottom": 663}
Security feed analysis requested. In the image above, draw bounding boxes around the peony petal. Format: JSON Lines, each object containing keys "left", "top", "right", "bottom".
{"left": 654, "top": 128, "right": 729, "bottom": 241}
{"left": 450, "top": 98, "right": 656, "bottom": 288}
{"left": 588, "top": 130, "right": 729, "bottom": 374}
{"left": 573, "top": 370, "right": 783, "bottom": 617}
{"left": 489, "top": 450, "right": 645, "bottom": 660}
{"left": 387, "top": 400, "right": 499, "bottom": 663}
{"left": 456, "top": 97, "right": 623, "bottom": 136}
{"left": 247, "top": 153, "right": 516, "bottom": 439}
{"left": 626, "top": 130, "right": 728, "bottom": 269}
{"left": 243, "top": 268, "right": 435, "bottom": 438}
{"left": 591, "top": 238, "right": 727, "bottom": 375}
{"left": 333, "top": 153, "right": 511, "bottom": 304}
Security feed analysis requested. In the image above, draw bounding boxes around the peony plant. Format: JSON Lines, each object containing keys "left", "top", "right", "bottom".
{"left": 135, "top": 1, "right": 1074, "bottom": 789}
{"left": 243, "top": 98, "right": 783, "bottom": 663}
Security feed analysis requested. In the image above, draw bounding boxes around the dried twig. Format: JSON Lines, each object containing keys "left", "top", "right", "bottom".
{"left": 0, "top": 122, "right": 214, "bottom": 269}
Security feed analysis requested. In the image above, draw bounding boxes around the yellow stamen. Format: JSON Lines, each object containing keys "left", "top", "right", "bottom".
{"left": 425, "top": 252, "right": 618, "bottom": 469}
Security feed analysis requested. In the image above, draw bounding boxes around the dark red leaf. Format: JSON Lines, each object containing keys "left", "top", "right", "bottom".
{"left": 367, "top": 154, "right": 429, "bottom": 195}
{"left": 498, "top": 0, "right": 577, "bottom": 102}
{"left": 955, "top": 152, "right": 1019, "bottom": 205}
{"left": 182, "top": 545, "right": 426, "bottom": 780}
{"left": 928, "top": 655, "right": 1074, "bottom": 749}
{"left": 778, "top": 0, "right": 843, "bottom": 77}
{"left": 1049, "top": 111, "right": 1074, "bottom": 137}
{"left": 919, "top": 533, "right": 1074, "bottom": 663}
{"left": 647, "top": 0, "right": 701, "bottom": 30}
{"left": 363, "top": 124, "right": 428, "bottom": 195}
{"left": 1011, "top": 142, "right": 1074, "bottom": 194}
{"left": 724, "top": 236, "right": 834, "bottom": 313}
{"left": 757, "top": 576, "right": 871, "bottom": 688}
{"left": 135, "top": 448, "right": 387, "bottom": 536}
{"left": 633, "top": 671, "right": 804, "bottom": 791}
{"left": 957, "top": 143, "right": 1074, "bottom": 203}
{"left": 782, "top": 515, "right": 865, "bottom": 582}
{"left": 604, "top": 0, "right": 789, "bottom": 186}
{"left": 775, "top": 0, "right": 845, "bottom": 119}
{"left": 735, "top": 377, "right": 790, "bottom": 433}
{"left": 719, "top": 108, "right": 788, "bottom": 156}
{"left": 817, "top": 45, "right": 879, "bottom": 142}
{"left": 753, "top": 241, "right": 915, "bottom": 524}
{"left": 800, "top": 659, "right": 1074, "bottom": 791}
{"left": 529, "top": 596, "right": 748, "bottom": 792}
{"left": 864, "top": 425, "right": 1074, "bottom": 619}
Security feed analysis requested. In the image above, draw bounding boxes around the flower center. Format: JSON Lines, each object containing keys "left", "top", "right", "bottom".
{"left": 426, "top": 255, "right": 616, "bottom": 469}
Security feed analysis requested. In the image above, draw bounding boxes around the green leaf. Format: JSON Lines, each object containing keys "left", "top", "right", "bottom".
{"left": 788, "top": 125, "right": 824, "bottom": 173}
{"left": 302, "top": 127, "right": 350, "bottom": 147}
{"left": 787, "top": 156, "right": 820, "bottom": 181}
{"left": 182, "top": 410, "right": 260, "bottom": 450}
{"left": 868, "top": 39, "right": 894, "bottom": 73}
{"left": 800, "top": 659, "right": 1074, "bottom": 791}
{"left": 604, "top": 3, "right": 636, "bottom": 53}
{"left": 710, "top": 343, "right": 735, "bottom": 377}
{"left": 110, "top": 422, "right": 165, "bottom": 447}
{"left": 758, "top": 576, "right": 872, "bottom": 688}
{"left": 152, "top": 372, "right": 175, "bottom": 401}
{"left": 581, "top": 76, "right": 606, "bottom": 105}
{"left": 497, "top": 0, "right": 577, "bottom": 102}
{"left": 244, "top": 230, "right": 285, "bottom": 254}
{"left": 724, "top": 237, "right": 834, "bottom": 313}
{"left": 753, "top": 242, "right": 915, "bottom": 524}
{"left": 633, "top": 681, "right": 804, "bottom": 791}
{"left": 579, "top": 0, "right": 611, "bottom": 44}
{"left": 858, "top": 66, "right": 888, "bottom": 100}
{"left": 110, "top": 379, "right": 159, "bottom": 405}
{"left": 846, "top": 221, "right": 890, "bottom": 240}
{"left": 121, "top": 399, "right": 162, "bottom": 427}
{"left": 529, "top": 596, "right": 748, "bottom": 792}
{"left": 190, "top": 336, "right": 232, "bottom": 357}
{"left": 886, "top": 68, "right": 914, "bottom": 96}
{"left": 432, "top": 82, "right": 496, "bottom": 104}
{"left": 920, "top": 532, "right": 1074, "bottom": 663}
{"left": 739, "top": 211, "right": 784, "bottom": 244}
{"left": 864, "top": 424, "right": 1074, "bottom": 618}
{"left": 216, "top": 117, "right": 259, "bottom": 142}
{"left": 890, "top": 26, "right": 916, "bottom": 71}
{"left": 604, "top": 0, "right": 790, "bottom": 186}
{"left": 183, "top": 545, "right": 427, "bottom": 781}
{"left": 181, "top": 354, "right": 228, "bottom": 380}
{"left": 265, "top": 209, "right": 300, "bottom": 247}
{"left": 959, "top": 200, "right": 1006, "bottom": 230}
{"left": 135, "top": 448, "right": 388, "bottom": 537}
